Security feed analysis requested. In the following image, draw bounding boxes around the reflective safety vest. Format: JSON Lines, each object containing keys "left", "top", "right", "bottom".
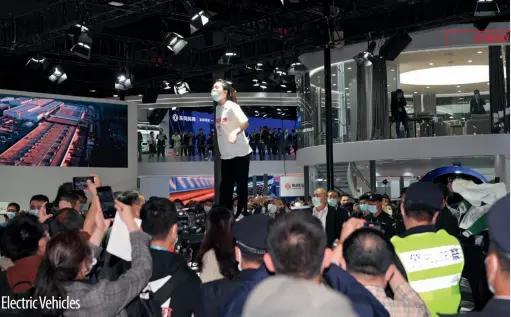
{"left": 391, "top": 229, "right": 465, "bottom": 317}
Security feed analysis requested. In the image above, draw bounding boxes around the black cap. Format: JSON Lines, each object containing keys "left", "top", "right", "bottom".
{"left": 233, "top": 214, "right": 271, "bottom": 256}
{"left": 404, "top": 182, "right": 443, "bottom": 211}
{"left": 487, "top": 195, "right": 510, "bottom": 254}
{"left": 367, "top": 193, "right": 383, "bottom": 202}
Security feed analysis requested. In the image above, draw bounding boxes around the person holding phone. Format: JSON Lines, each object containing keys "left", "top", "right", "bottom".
{"left": 213, "top": 79, "right": 252, "bottom": 218}
{"left": 32, "top": 200, "right": 152, "bottom": 317}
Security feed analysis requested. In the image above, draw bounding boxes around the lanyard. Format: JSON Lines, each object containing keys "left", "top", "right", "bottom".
{"left": 150, "top": 245, "right": 170, "bottom": 252}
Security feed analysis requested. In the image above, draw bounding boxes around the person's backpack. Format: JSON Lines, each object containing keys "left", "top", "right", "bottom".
{"left": 0, "top": 271, "right": 38, "bottom": 317}
{"left": 127, "top": 267, "right": 190, "bottom": 317}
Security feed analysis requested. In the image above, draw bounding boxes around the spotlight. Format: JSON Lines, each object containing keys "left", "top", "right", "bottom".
{"left": 190, "top": 9, "right": 211, "bottom": 34}
{"left": 274, "top": 67, "right": 287, "bottom": 76}
{"left": 219, "top": 49, "right": 238, "bottom": 65}
{"left": 48, "top": 65, "right": 67, "bottom": 84}
{"left": 164, "top": 32, "right": 188, "bottom": 55}
{"left": 68, "top": 24, "right": 92, "bottom": 60}
{"left": 115, "top": 74, "right": 133, "bottom": 91}
{"left": 174, "top": 81, "right": 190, "bottom": 95}
{"left": 475, "top": 0, "right": 500, "bottom": 16}
{"left": 163, "top": 81, "right": 172, "bottom": 90}
{"left": 26, "top": 57, "right": 49, "bottom": 71}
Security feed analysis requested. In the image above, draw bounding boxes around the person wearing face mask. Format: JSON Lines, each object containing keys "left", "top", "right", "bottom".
{"left": 312, "top": 188, "right": 344, "bottom": 247}
{"left": 364, "top": 193, "right": 399, "bottom": 240}
{"left": 391, "top": 182, "right": 464, "bottom": 317}
{"left": 328, "top": 190, "right": 350, "bottom": 223}
{"left": 126, "top": 198, "right": 202, "bottom": 317}
{"left": 213, "top": 79, "right": 252, "bottom": 218}
{"left": 203, "top": 199, "right": 214, "bottom": 213}
{"left": 29, "top": 194, "right": 50, "bottom": 216}
{"left": 445, "top": 195, "right": 509, "bottom": 317}
{"left": 199, "top": 214, "right": 270, "bottom": 317}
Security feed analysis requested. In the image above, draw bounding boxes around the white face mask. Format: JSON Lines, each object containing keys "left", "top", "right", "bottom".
{"left": 312, "top": 197, "right": 322, "bottom": 208}
{"left": 236, "top": 249, "right": 243, "bottom": 271}
{"left": 204, "top": 206, "right": 212, "bottom": 213}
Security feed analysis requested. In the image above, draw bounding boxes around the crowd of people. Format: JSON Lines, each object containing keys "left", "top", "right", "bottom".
{"left": 138, "top": 126, "right": 299, "bottom": 161}
{"left": 0, "top": 175, "right": 508, "bottom": 317}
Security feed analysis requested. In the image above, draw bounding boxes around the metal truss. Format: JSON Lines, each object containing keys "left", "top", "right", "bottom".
{"left": 0, "top": 0, "right": 178, "bottom": 49}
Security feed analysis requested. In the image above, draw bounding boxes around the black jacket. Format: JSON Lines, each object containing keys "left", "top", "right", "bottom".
{"left": 199, "top": 269, "right": 258, "bottom": 317}
{"left": 325, "top": 206, "right": 344, "bottom": 247}
{"left": 124, "top": 250, "right": 202, "bottom": 317}
{"left": 436, "top": 207, "right": 460, "bottom": 237}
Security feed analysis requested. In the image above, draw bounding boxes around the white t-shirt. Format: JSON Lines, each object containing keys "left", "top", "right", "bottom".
{"left": 215, "top": 100, "right": 252, "bottom": 160}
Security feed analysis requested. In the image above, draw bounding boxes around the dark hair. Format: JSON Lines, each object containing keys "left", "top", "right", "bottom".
{"left": 396, "top": 89, "right": 403, "bottom": 94}
{"left": 30, "top": 195, "right": 50, "bottom": 204}
{"left": 1, "top": 214, "right": 45, "bottom": 261}
{"left": 198, "top": 206, "right": 237, "bottom": 279}
{"left": 141, "top": 198, "right": 178, "bottom": 239}
{"left": 267, "top": 211, "right": 326, "bottom": 279}
{"left": 57, "top": 193, "right": 79, "bottom": 208}
{"left": 403, "top": 200, "right": 437, "bottom": 222}
{"left": 204, "top": 199, "right": 214, "bottom": 204}
{"left": 117, "top": 190, "right": 141, "bottom": 206}
{"left": 214, "top": 79, "right": 237, "bottom": 103}
{"left": 173, "top": 199, "right": 183, "bottom": 205}
{"left": 34, "top": 230, "right": 91, "bottom": 316}
{"left": 47, "top": 208, "right": 85, "bottom": 237}
{"left": 400, "top": 187, "right": 408, "bottom": 197}
{"left": 437, "top": 184, "right": 449, "bottom": 199}
{"left": 490, "top": 241, "right": 510, "bottom": 274}
{"left": 382, "top": 194, "right": 390, "bottom": 200}
{"left": 343, "top": 228, "right": 394, "bottom": 276}
{"left": 7, "top": 202, "right": 20, "bottom": 212}
{"left": 340, "top": 193, "right": 351, "bottom": 200}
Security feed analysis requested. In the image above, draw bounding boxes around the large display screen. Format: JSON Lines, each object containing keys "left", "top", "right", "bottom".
{"left": 0, "top": 94, "right": 128, "bottom": 167}
{"left": 168, "top": 109, "right": 297, "bottom": 135}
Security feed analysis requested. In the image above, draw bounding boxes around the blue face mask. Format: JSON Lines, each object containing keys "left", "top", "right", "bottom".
{"left": 328, "top": 199, "right": 337, "bottom": 207}
{"left": 6, "top": 212, "right": 16, "bottom": 219}
{"left": 28, "top": 210, "right": 38, "bottom": 216}
{"left": 312, "top": 197, "right": 322, "bottom": 208}
{"left": 367, "top": 205, "right": 378, "bottom": 214}
{"left": 359, "top": 204, "right": 368, "bottom": 212}
{"left": 211, "top": 90, "right": 222, "bottom": 102}
{"left": 268, "top": 204, "right": 277, "bottom": 214}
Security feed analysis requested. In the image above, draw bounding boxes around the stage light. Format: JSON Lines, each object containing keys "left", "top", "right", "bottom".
{"left": 164, "top": 32, "right": 187, "bottom": 55}
{"left": 48, "top": 65, "right": 67, "bottom": 84}
{"left": 353, "top": 41, "right": 376, "bottom": 66}
{"left": 190, "top": 9, "right": 211, "bottom": 34}
{"left": 68, "top": 24, "right": 92, "bottom": 60}
{"left": 163, "top": 81, "right": 172, "bottom": 90}
{"left": 174, "top": 81, "right": 190, "bottom": 95}
{"left": 475, "top": 0, "right": 500, "bottom": 16}
{"left": 115, "top": 74, "right": 133, "bottom": 91}
{"left": 26, "top": 57, "right": 49, "bottom": 71}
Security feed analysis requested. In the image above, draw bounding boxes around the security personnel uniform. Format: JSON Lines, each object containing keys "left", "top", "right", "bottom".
{"left": 392, "top": 182, "right": 464, "bottom": 317}
{"left": 363, "top": 193, "right": 402, "bottom": 240}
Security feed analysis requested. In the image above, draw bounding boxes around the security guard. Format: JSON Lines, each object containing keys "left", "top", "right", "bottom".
{"left": 446, "top": 195, "right": 510, "bottom": 317}
{"left": 199, "top": 214, "right": 271, "bottom": 317}
{"left": 391, "top": 182, "right": 464, "bottom": 317}
{"left": 363, "top": 193, "right": 401, "bottom": 240}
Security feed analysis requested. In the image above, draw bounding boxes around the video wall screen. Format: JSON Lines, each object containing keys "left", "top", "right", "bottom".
{"left": 0, "top": 94, "right": 128, "bottom": 167}
{"left": 168, "top": 109, "right": 297, "bottom": 136}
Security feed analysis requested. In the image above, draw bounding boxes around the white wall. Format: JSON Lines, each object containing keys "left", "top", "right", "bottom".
{"left": 0, "top": 90, "right": 138, "bottom": 209}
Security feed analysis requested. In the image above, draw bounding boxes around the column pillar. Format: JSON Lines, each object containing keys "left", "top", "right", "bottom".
{"left": 369, "top": 160, "right": 376, "bottom": 192}
{"left": 399, "top": 176, "right": 405, "bottom": 193}
{"left": 252, "top": 175, "right": 258, "bottom": 196}
{"left": 356, "top": 63, "right": 367, "bottom": 141}
{"left": 323, "top": 0, "right": 334, "bottom": 190}
{"left": 505, "top": 45, "right": 510, "bottom": 133}
{"left": 489, "top": 46, "right": 506, "bottom": 133}
{"left": 212, "top": 70, "right": 225, "bottom": 201}
{"left": 263, "top": 174, "right": 269, "bottom": 195}
{"left": 494, "top": 155, "right": 510, "bottom": 191}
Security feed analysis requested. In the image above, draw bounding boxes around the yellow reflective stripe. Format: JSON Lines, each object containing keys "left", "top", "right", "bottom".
{"left": 409, "top": 274, "right": 462, "bottom": 293}
{"left": 398, "top": 245, "right": 464, "bottom": 273}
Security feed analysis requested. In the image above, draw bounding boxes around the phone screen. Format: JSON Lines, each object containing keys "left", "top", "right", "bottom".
{"left": 96, "top": 186, "right": 116, "bottom": 219}
{"left": 73, "top": 176, "right": 95, "bottom": 190}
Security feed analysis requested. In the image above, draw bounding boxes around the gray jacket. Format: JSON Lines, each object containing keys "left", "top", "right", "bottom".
{"left": 64, "top": 231, "right": 152, "bottom": 317}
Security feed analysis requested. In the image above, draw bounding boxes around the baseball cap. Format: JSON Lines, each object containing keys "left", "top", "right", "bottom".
{"left": 404, "top": 182, "right": 443, "bottom": 211}
{"left": 233, "top": 214, "right": 271, "bottom": 256}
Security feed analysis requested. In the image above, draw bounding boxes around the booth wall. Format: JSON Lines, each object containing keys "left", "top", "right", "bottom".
{"left": 0, "top": 90, "right": 137, "bottom": 209}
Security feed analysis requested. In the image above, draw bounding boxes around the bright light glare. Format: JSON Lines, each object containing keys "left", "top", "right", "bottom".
{"left": 400, "top": 65, "right": 489, "bottom": 86}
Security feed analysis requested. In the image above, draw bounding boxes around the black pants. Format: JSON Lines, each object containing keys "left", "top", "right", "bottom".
{"left": 219, "top": 154, "right": 250, "bottom": 218}
{"left": 198, "top": 146, "right": 206, "bottom": 158}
